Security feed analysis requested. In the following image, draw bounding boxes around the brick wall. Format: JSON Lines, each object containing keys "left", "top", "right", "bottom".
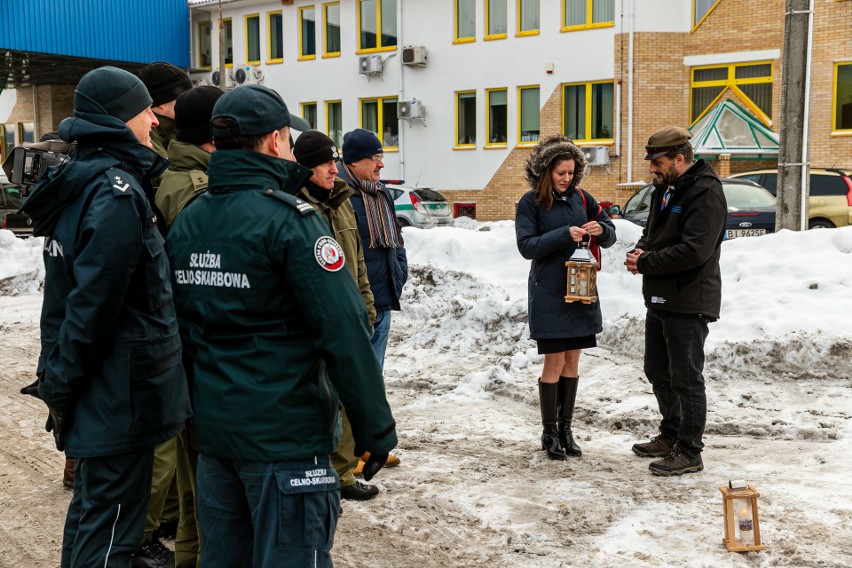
{"left": 5, "top": 85, "right": 75, "bottom": 141}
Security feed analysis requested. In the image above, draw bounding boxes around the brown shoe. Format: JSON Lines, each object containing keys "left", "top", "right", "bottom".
{"left": 354, "top": 452, "right": 400, "bottom": 477}
{"left": 63, "top": 458, "right": 75, "bottom": 490}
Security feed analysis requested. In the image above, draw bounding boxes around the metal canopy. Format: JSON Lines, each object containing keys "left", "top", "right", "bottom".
{"left": 690, "top": 100, "right": 780, "bottom": 159}
{"left": 2, "top": 50, "right": 148, "bottom": 89}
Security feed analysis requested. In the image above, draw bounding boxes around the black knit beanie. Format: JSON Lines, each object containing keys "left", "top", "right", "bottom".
{"left": 294, "top": 130, "right": 340, "bottom": 169}
{"left": 138, "top": 62, "right": 193, "bottom": 107}
{"left": 74, "top": 66, "right": 153, "bottom": 122}
{"left": 175, "top": 86, "right": 225, "bottom": 145}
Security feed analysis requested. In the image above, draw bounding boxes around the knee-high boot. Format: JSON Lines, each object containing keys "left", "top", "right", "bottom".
{"left": 558, "top": 376, "right": 582, "bottom": 456}
{"left": 538, "top": 380, "right": 566, "bottom": 460}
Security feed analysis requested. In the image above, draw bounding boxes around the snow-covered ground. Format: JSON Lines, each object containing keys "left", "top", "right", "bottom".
{"left": 1, "top": 221, "right": 851, "bottom": 567}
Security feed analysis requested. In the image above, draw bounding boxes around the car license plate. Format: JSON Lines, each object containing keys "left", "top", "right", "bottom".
{"left": 726, "top": 228, "right": 766, "bottom": 239}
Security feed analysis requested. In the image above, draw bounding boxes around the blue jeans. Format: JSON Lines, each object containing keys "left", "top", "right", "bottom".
{"left": 197, "top": 454, "right": 340, "bottom": 568}
{"left": 370, "top": 310, "right": 392, "bottom": 370}
{"left": 643, "top": 310, "right": 710, "bottom": 457}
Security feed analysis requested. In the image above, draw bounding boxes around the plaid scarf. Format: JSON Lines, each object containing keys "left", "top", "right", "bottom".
{"left": 351, "top": 173, "right": 404, "bottom": 249}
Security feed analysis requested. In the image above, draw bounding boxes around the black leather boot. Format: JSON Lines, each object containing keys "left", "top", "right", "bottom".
{"left": 558, "top": 376, "right": 582, "bottom": 456}
{"left": 539, "top": 380, "right": 566, "bottom": 460}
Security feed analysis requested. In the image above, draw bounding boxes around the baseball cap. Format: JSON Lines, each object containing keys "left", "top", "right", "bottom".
{"left": 211, "top": 85, "right": 311, "bottom": 138}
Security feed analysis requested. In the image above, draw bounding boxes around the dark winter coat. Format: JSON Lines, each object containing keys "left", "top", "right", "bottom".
{"left": 20, "top": 112, "right": 191, "bottom": 457}
{"left": 516, "top": 135, "right": 616, "bottom": 340}
{"left": 337, "top": 163, "right": 408, "bottom": 312}
{"left": 167, "top": 150, "right": 397, "bottom": 462}
{"left": 635, "top": 159, "right": 726, "bottom": 319}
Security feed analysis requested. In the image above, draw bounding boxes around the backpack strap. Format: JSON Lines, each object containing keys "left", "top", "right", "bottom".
{"left": 576, "top": 188, "right": 602, "bottom": 222}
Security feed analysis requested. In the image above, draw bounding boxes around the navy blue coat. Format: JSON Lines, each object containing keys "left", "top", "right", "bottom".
{"left": 21, "top": 112, "right": 191, "bottom": 457}
{"left": 338, "top": 164, "right": 408, "bottom": 311}
{"left": 516, "top": 188, "right": 616, "bottom": 339}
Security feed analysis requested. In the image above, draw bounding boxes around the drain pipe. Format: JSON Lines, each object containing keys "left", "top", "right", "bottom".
{"left": 397, "top": 0, "right": 405, "bottom": 182}
{"left": 799, "top": 0, "right": 814, "bottom": 231}
{"left": 626, "top": 0, "right": 635, "bottom": 182}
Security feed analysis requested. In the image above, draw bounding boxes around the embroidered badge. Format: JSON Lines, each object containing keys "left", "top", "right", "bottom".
{"left": 314, "top": 236, "right": 345, "bottom": 272}
{"left": 113, "top": 175, "right": 129, "bottom": 192}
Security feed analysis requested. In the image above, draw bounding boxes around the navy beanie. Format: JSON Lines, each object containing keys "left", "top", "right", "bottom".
{"left": 176, "top": 86, "right": 225, "bottom": 145}
{"left": 74, "top": 66, "right": 153, "bottom": 123}
{"left": 138, "top": 62, "right": 194, "bottom": 107}
{"left": 342, "top": 129, "right": 383, "bottom": 164}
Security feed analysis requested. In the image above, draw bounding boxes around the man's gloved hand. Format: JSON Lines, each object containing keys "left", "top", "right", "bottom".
{"left": 45, "top": 407, "right": 66, "bottom": 452}
{"left": 19, "top": 378, "right": 41, "bottom": 398}
{"left": 354, "top": 447, "right": 388, "bottom": 482}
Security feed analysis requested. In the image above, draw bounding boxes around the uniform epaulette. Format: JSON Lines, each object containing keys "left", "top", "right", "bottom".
{"left": 262, "top": 188, "right": 316, "bottom": 216}
{"left": 189, "top": 170, "right": 209, "bottom": 192}
{"left": 104, "top": 168, "right": 135, "bottom": 197}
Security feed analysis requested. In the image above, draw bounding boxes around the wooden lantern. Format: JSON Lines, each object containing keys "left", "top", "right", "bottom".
{"left": 564, "top": 241, "right": 598, "bottom": 304}
{"left": 720, "top": 483, "right": 765, "bottom": 552}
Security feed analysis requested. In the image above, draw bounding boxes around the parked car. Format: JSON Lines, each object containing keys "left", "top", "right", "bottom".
{"left": 618, "top": 179, "right": 776, "bottom": 239}
{"left": 385, "top": 183, "right": 454, "bottom": 229}
{"left": 0, "top": 174, "right": 33, "bottom": 237}
{"left": 729, "top": 168, "right": 852, "bottom": 229}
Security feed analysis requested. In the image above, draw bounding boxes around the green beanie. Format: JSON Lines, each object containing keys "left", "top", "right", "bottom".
{"left": 74, "top": 66, "right": 153, "bottom": 123}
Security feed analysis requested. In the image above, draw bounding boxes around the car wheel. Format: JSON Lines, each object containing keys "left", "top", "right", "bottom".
{"left": 397, "top": 217, "right": 411, "bottom": 228}
{"left": 808, "top": 219, "right": 835, "bottom": 229}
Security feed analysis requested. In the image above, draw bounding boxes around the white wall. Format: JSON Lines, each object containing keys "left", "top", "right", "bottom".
{"left": 0, "top": 89, "right": 16, "bottom": 123}
{"left": 191, "top": 0, "right": 619, "bottom": 191}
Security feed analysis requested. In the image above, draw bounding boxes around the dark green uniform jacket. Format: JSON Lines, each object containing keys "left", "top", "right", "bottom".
{"left": 635, "top": 159, "right": 727, "bottom": 319}
{"left": 296, "top": 179, "right": 376, "bottom": 324}
{"left": 167, "top": 150, "right": 397, "bottom": 463}
{"left": 20, "top": 112, "right": 191, "bottom": 457}
{"left": 150, "top": 114, "right": 176, "bottom": 160}
{"left": 156, "top": 139, "right": 210, "bottom": 227}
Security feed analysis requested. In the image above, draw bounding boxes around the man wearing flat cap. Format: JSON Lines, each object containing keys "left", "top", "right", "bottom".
{"left": 624, "top": 125, "right": 726, "bottom": 477}
{"left": 19, "top": 66, "right": 191, "bottom": 566}
{"left": 167, "top": 85, "right": 397, "bottom": 565}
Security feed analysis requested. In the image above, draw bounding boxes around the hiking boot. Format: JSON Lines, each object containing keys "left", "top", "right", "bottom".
{"left": 153, "top": 518, "right": 178, "bottom": 541}
{"left": 340, "top": 480, "right": 379, "bottom": 501}
{"left": 632, "top": 435, "right": 675, "bottom": 458}
{"left": 354, "top": 453, "right": 400, "bottom": 477}
{"left": 131, "top": 536, "right": 174, "bottom": 568}
{"left": 649, "top": 446, "right": 703, "bottom": 476}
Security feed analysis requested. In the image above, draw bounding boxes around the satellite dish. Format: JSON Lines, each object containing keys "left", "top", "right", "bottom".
{"left": 211, "top": 71, "right": 221, "bottom": 86}
{"left": 234, "top": 68, "right": 247, "bottom": 84}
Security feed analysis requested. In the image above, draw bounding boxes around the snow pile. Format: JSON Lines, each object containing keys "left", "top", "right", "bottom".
{"left": 0, "top": 231, "right": 44, "bottom": 295}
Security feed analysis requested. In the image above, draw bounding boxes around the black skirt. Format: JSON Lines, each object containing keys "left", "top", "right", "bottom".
{"left": 537, "top": 335, "right": 597, "bottom": 354}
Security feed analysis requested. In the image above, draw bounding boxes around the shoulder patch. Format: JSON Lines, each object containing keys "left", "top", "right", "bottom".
{"left": 314, "top": 236, "right": 346, "bottom": 272}
{"left": 262, "top": 189, "right": 317, "bottom": 216}
{"left": 104, "top": 168, "right": 135, "bottom": 197}
{"left": 189, "top": 170, "right": 209, "bottom": 192}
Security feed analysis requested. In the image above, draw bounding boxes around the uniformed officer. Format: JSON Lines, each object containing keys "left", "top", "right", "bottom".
{"left": 20, "top": 66, "right": 191, "bottom": 567}
{"left": 166, "top": 85, "right": 397, "bottom": 567}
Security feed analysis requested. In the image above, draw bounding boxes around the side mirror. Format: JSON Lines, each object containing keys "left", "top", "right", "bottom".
{"left": 607, "top": 204, "right": 621, "bottom": 217}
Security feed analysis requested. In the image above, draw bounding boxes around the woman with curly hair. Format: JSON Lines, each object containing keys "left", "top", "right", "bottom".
{"left": 516, "top": 135, "right": 616, "bottom": 460}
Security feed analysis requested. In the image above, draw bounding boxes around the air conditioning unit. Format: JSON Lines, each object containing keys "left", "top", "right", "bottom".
{"left": 233, "top": 64, "right": 251, "bottom": 85}
{"left": 582, "top": 146, "right": 610, "bottom": 166}
{"left": 251, "top": 66, "right": 265, "bottom": 84}
{"left": 211, "top": 69, "right": 234, "bottom": 89}
{"left": 358, "top": 55, "right": 384, "bottom": 76}
{"left": 397, "top": 99, "right": 425, "bottom": 121}
{"left": 402, "top": 45, "right": 427, "bottom": 67}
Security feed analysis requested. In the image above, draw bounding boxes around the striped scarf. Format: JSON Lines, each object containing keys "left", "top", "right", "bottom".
{"left": 353, "top": 176, "right": 404, "bottom": 249}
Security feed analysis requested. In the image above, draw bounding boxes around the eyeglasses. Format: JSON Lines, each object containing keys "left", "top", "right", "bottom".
{"left": 368, "top": 154, "right": 384, "bottom": 163}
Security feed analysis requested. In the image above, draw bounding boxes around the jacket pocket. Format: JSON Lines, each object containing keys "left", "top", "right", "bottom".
{"left": 143, "top": 230, "right": 171, "bottom": 312}
{"left": 129, "top": 336, "right": 186, "bottom": 437}
{"left": 274, "top": 462, "right": 340, "bottom": 549}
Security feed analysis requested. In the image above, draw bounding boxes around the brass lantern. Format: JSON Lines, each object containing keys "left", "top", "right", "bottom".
{"left": 720, "top": 481, "right": 765, "bottom": 552}
{"left": 564, "top": 241, "right": 598, "bottom": 304}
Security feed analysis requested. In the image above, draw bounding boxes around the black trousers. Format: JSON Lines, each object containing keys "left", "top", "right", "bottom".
{"left": 643, "top": 309, "right": 710, "bottom": 457}
{"left": 61, "top": 448, "right": 155, "bottom": 567}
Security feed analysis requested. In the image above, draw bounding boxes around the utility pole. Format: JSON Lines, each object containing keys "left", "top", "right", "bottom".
{"left": 218, "top": 0, "right": 227, "bottom": 90}
{"left": 776, "top": 0, "right": 811, "bottom": 231}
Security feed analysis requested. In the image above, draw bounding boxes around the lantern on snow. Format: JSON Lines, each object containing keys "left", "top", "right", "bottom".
{"left": 720, "top": 480, "right": 765, "bottom": 552}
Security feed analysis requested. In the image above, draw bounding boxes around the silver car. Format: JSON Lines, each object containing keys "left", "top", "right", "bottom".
{"left": 386, "top": 184, "right": 454, "bottom": 229}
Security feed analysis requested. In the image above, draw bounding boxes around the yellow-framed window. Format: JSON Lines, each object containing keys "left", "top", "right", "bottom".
{"left": 455, "top": 90, "right": 477, "bottom": 148}
{"left": 17, "top": 122, "right": 34, "bottom": 144}
{"left": 454, "top": 0, "right": 476, "bottom": 43}
{"left": 518, "top": 85, "right": 540, "bottom": 146}
{"left": 0, "top": 124, "right": 9, "bottom": 163}
{"left": 301, "top": 102, "right": 318, "bottom": 130}
{"left": 268, "top": 11, "right": 283, "bottom": 63}
{"left": 223, "top": 18, "right": 233, "bottom": 67}
{"left": 486, "top": 88, "right": 508, "bottom": 146}
{"left": 517, "top": 0, "right": 540, "bottom": 36}
{"left": 326, "top": 100, "right": 343, "bottom": 147}
{"left": 323, "top": 2, "right": 341, "bottom": 57}
{"left": 485, "top": 0, "right": 507, "bottom": 40}
{"left": 690, "top": 61, "right": 773, "bottom": 125}
{"left": 197, "top": 20, "right": 212, "bottom": 69}
{"left": 360, "top": 96, "right": 399, "bottom": 149}
{"left": 562, "top": 0, "right": 614, "bottom": 32}
{"left": 357, "top": 0, "right": 397, "bottom": 53}
{"left": 245, "top": 14, "right": 261, "bottom": 65}
{"left": 692, "top": 0, "right": 722, "bottom": 31}
{"left": 833, "top": 63, "right": 852, "bottom": 134}
{"left": 299, "top": 6, "right": 317, "bottom": 60}
{"left": 562, "top": 81, "right": 614, "bottom": 143}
